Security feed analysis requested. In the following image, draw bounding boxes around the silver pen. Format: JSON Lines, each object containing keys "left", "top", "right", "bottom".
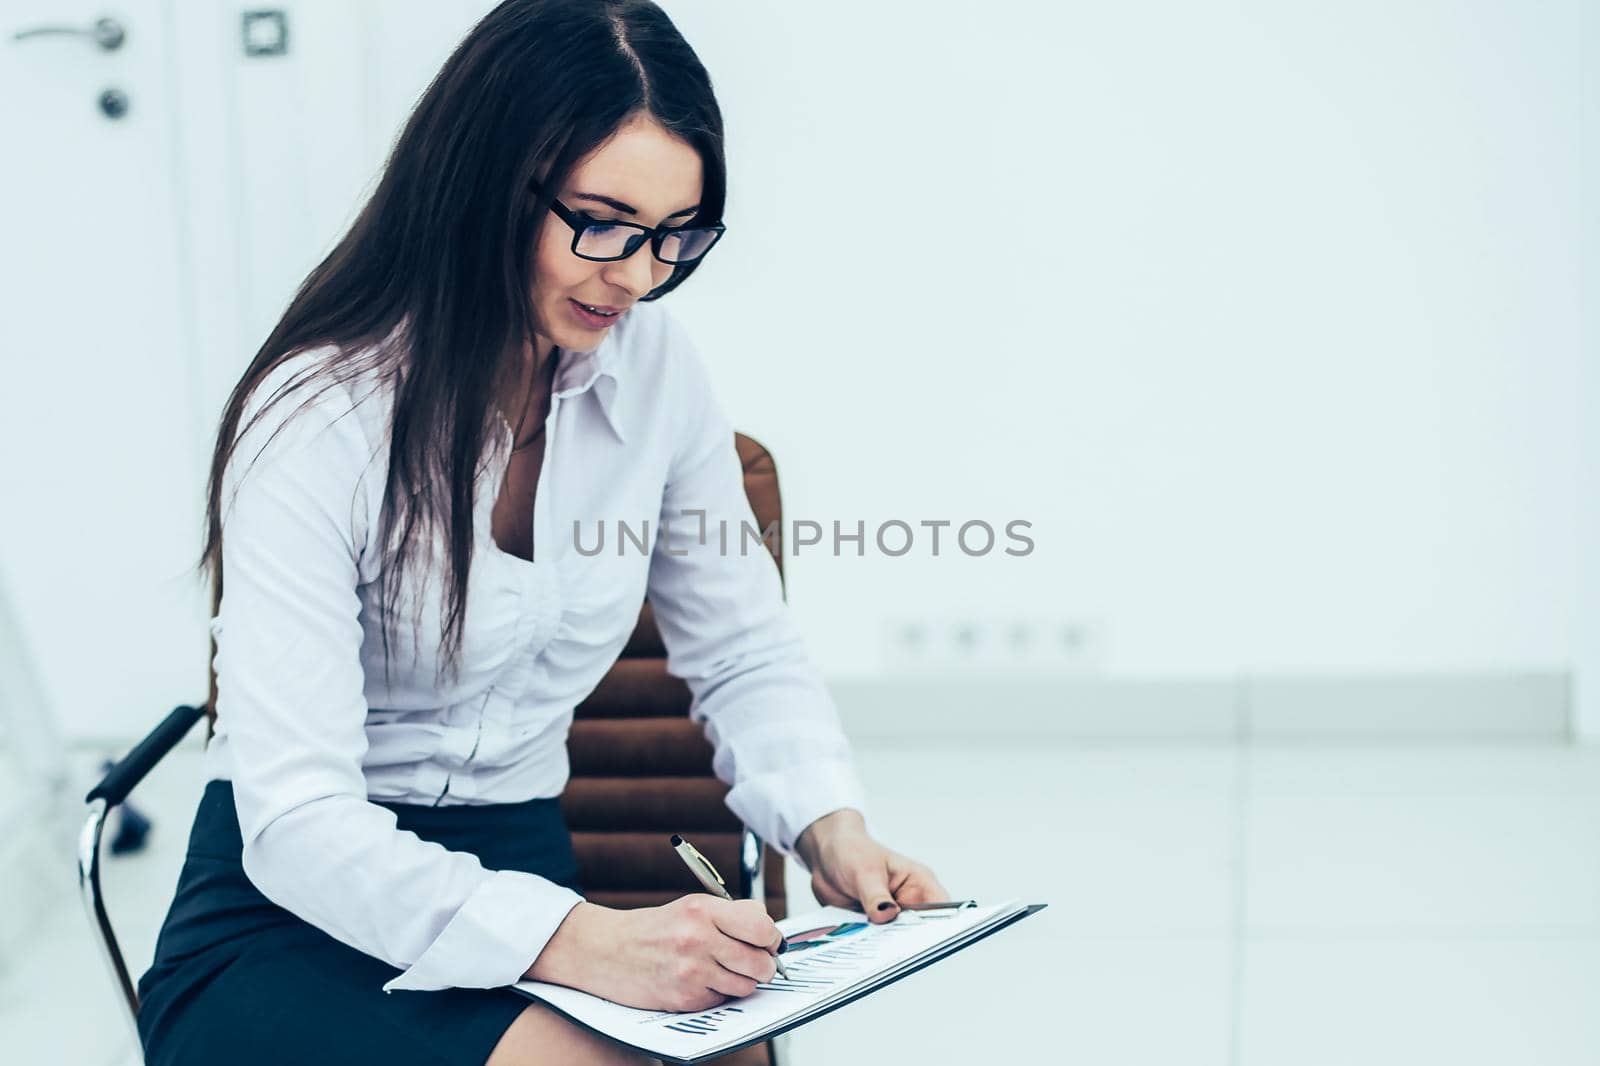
{"left": 670, "top": 833, "right": 791, "bottom": 980}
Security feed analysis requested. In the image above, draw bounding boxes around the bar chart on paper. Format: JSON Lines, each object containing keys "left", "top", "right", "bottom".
{"left": 513, "top": 899, "right": 1047, "bottom": 1064}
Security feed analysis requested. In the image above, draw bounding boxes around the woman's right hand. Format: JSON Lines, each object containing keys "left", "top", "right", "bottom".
{"left": 525, "top": 896, "right": 783, "bottom": 1012}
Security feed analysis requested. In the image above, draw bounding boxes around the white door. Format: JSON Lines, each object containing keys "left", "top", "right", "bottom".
{"left": 0, "top": 4, "right": 208, "bottom": 740}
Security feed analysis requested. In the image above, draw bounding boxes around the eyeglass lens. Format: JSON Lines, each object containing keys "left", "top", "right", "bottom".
{"left": 576, "top": 222, "right": 719, "bottom": 264}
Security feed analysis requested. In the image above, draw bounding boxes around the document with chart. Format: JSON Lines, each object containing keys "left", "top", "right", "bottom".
{"left": 512, "top": 898, "right": 1047, "bottom": 1064}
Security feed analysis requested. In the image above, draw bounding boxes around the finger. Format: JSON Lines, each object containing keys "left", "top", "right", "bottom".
{"left": 809, "top": 870, "right": 857, "bottom": 910}
{"left": 704, "top": 957, "right": 763, "bottom": 999}
{"left": 887, "top": 858, "right": 950, "bottom": 904}
{"left": 849, "top": 861, "right": 900, "bottom": 922}
{"left": 707, "top": 897, "right": 783, "bottom": 950}
{"left": 887, "top": 853, "right": 920, "bottom": 894}
{"left": 889, "top": 877, "right": 947, "bottom": 902}
{"left": 711, "top": 935, "right": 777, "bottom": 984}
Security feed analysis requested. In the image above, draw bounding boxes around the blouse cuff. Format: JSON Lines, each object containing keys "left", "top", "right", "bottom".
{"left": 734, "top": 759, "right": 871, "bottom": 875}
{"left": 381, "top": 869, "right": 585, "bottom": 993}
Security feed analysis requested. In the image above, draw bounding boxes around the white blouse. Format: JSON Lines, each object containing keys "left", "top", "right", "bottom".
{"left": 202, "top": 301, "right": 868, "bottom": 993}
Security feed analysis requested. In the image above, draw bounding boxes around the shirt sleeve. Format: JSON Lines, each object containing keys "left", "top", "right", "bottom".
{"left": 212, "top": 356, "right": 583, "bottom": 994}
{"left": 644, "top": 321, "right": 870, "bottom": 871}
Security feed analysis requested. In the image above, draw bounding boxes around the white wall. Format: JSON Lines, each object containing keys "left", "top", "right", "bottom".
{"left": 1576, "top": 0, "right": 1600, "bottom": 740}
{"left": 9, "top": 0, "right": 1588, "bottom": 737}
{"left": 654, "top": 0, "right": 1585, "bottom": 684}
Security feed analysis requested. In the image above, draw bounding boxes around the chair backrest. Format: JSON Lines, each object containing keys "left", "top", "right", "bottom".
{"left": 202, "top": 432, "right": 789, "bottom": 919}
{"left": 563, "top": 432, "right": 789, "bottom": 920}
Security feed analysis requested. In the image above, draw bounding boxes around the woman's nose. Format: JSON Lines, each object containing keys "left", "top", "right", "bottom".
{"left": 604, "top": 239, "right": 662, "bottom": 299}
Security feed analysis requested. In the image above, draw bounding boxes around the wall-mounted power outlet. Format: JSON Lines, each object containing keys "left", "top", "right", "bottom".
{"left": 881, "top": 614, "right": 1107, "bottom": 675}
{"left": 242, "top": 10, "right": 289, "bottom": 57}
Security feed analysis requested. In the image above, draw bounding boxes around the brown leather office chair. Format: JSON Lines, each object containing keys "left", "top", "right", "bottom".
{"left": 80, "top": 431, "right": 790, "bottom": 1066}
{"left": 563, "top": 431, "right": 789, "bottom": 1066}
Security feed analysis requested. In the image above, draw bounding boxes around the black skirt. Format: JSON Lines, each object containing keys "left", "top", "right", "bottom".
{"left": 136, "top": 779, "right": 583, "bottom": 1066}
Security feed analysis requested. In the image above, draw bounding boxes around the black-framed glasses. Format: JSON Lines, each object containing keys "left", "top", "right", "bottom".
{"left": 529, "top": 176, "right": 725, "bottom": 265}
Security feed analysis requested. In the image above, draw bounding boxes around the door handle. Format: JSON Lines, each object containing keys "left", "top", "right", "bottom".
{"left": 12, "top": 17, "right": 126, "bottom": 51}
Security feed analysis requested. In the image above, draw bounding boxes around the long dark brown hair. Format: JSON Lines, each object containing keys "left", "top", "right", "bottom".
{"left": 197, "top": 0, "right": 727, "bottom": 699}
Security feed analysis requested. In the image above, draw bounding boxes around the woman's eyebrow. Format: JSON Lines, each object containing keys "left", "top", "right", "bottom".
{"left": 572, "top": 191, "right": 700, "bottom": 219}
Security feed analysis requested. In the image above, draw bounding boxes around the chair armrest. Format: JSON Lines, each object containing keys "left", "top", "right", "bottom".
{"left": 85, "top": 703, "right": 205, "bottom": 806}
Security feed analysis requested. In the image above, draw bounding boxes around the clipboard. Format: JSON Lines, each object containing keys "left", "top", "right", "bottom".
{"left": 512, "top": 898, "right": 1048, "bottom": 1064}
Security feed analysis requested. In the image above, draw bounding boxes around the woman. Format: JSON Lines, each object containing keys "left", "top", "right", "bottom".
{"left": 135, "top": 2, "right": 948, "bottom": 1064}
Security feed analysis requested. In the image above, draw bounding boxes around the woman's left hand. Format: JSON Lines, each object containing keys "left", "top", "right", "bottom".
{"left": 792, "top": 808, "right": 949, "bottom": 922}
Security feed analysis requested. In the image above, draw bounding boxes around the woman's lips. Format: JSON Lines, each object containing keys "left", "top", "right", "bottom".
{"left": 569, "top": 298, "right": 621, "bottom": 328}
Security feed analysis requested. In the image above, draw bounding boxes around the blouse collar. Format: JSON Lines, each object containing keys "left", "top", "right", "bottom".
{"left": 550, "top": 319, "right": 628, "bottom": 443}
